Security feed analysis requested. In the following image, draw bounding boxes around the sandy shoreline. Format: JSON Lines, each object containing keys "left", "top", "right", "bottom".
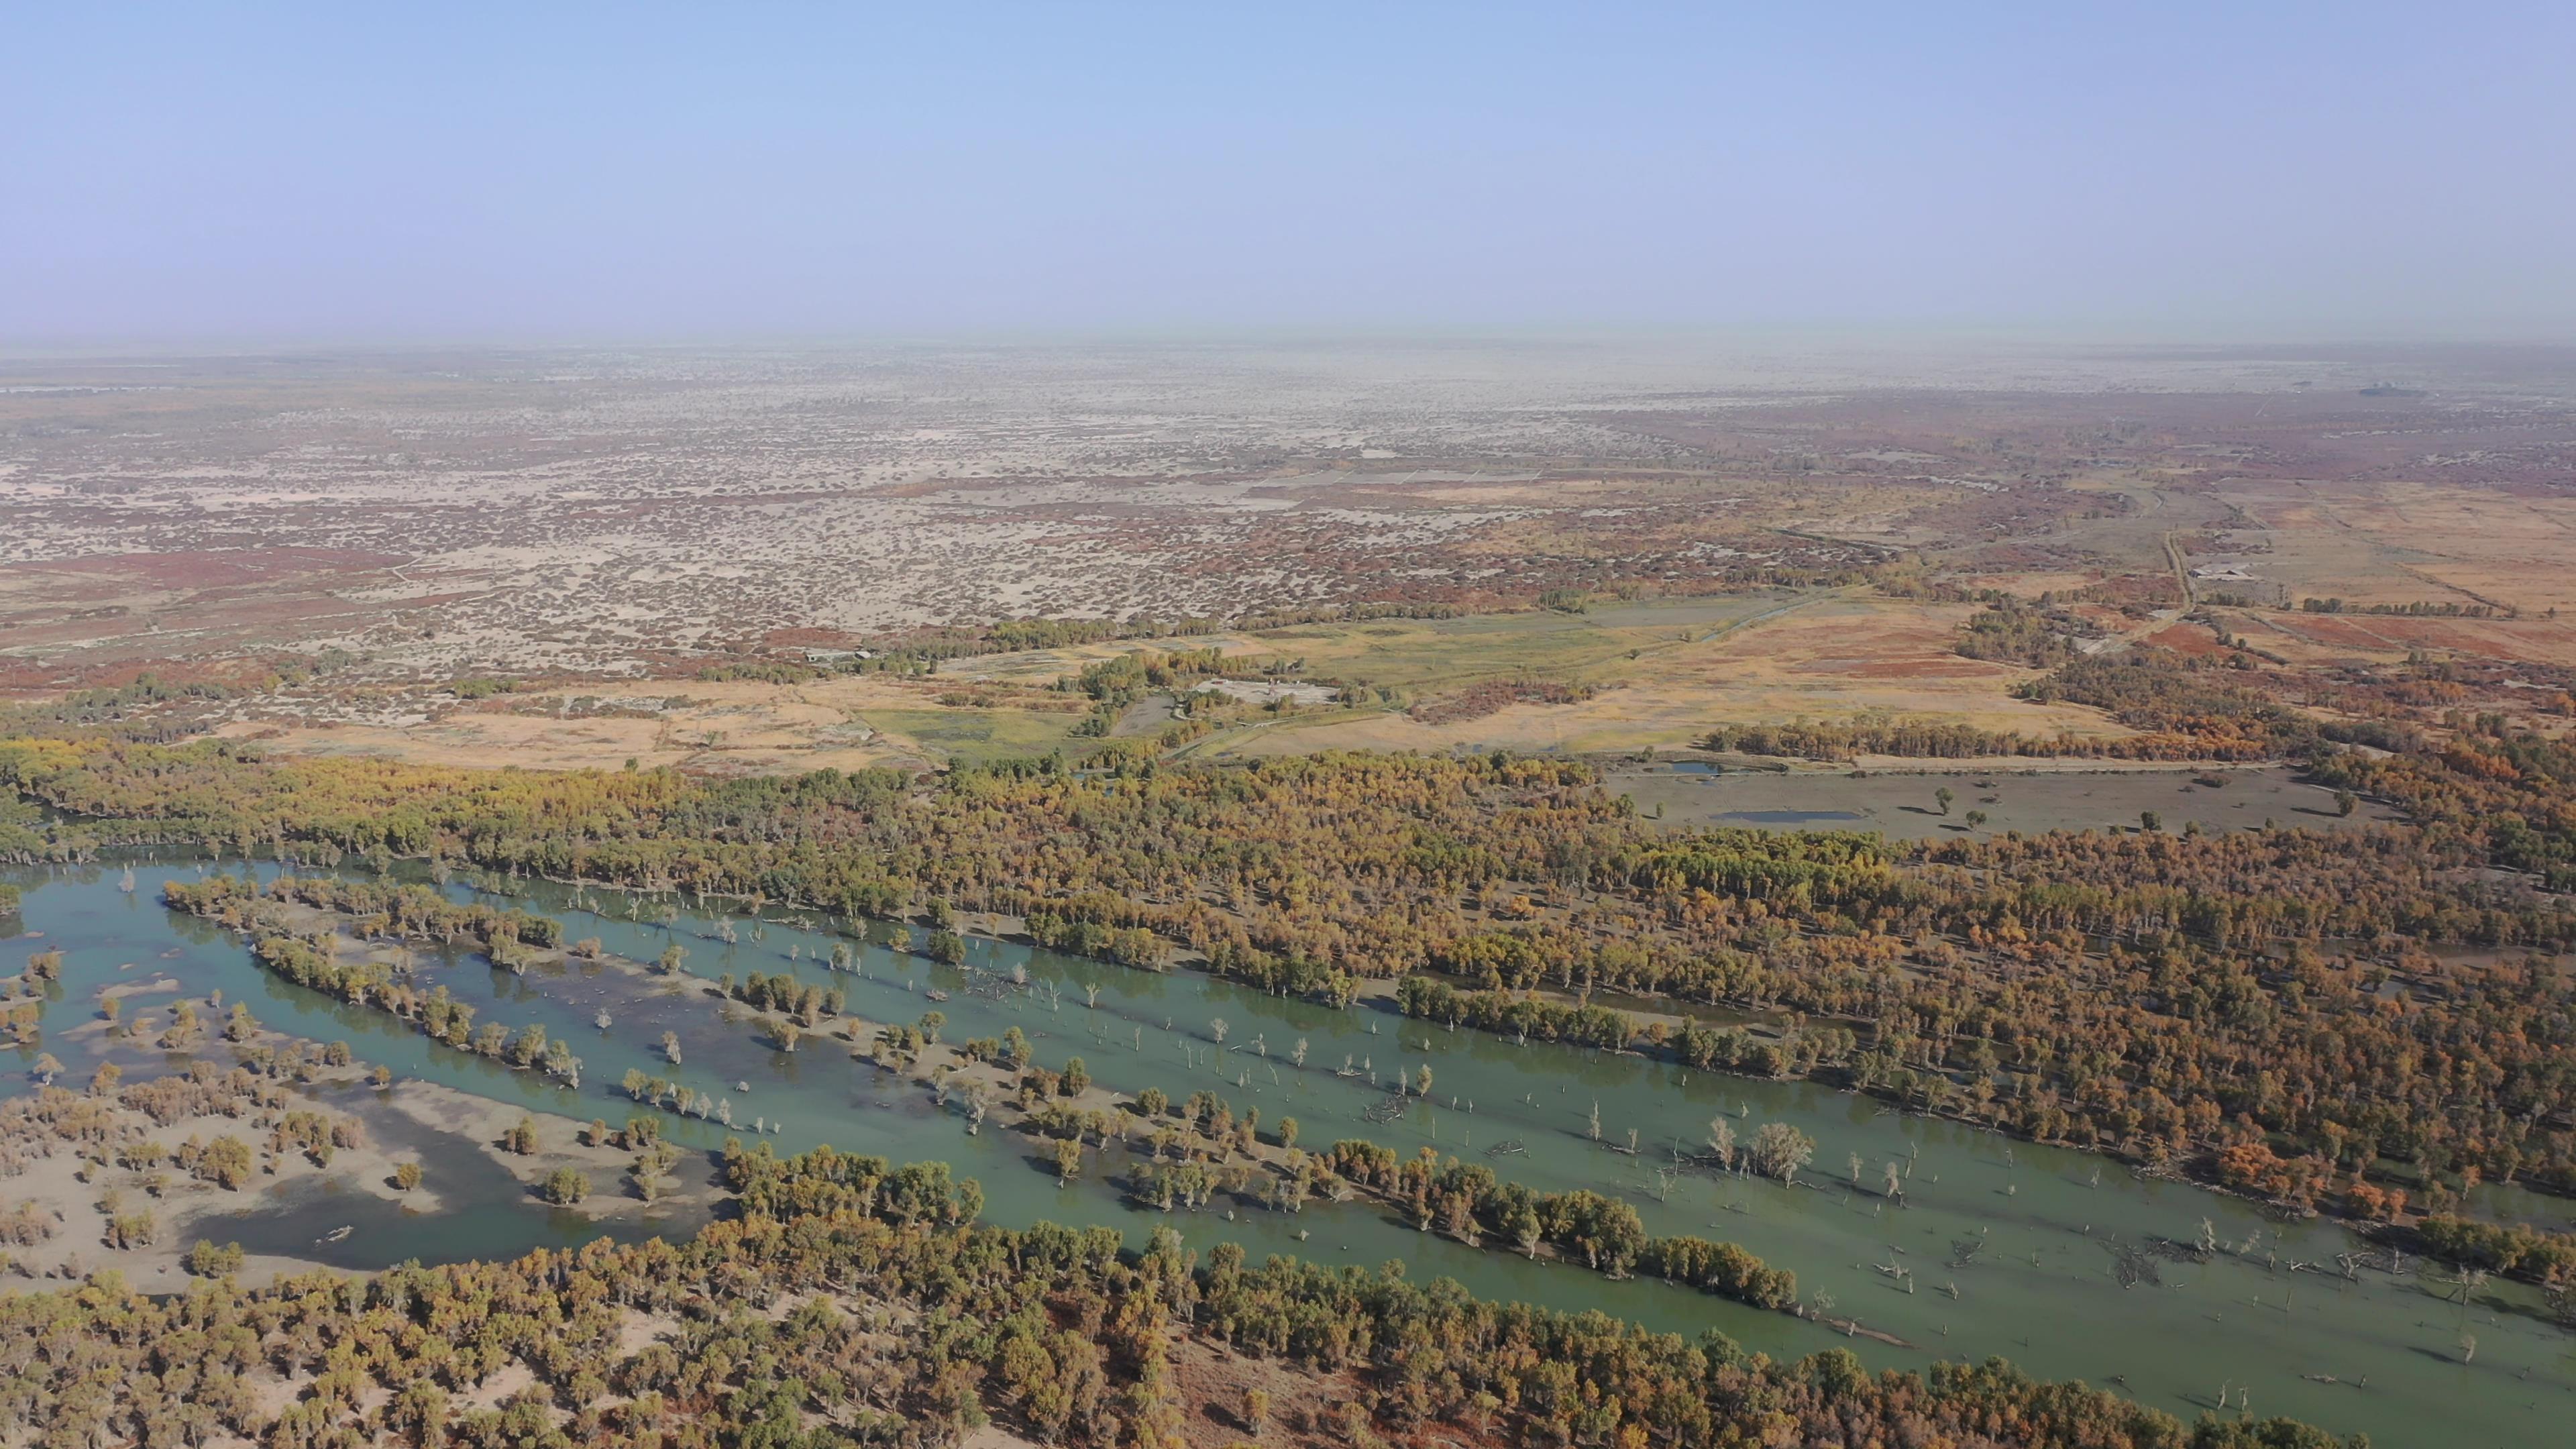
{"left": 135, "top": 885, "right": 1833, "bottom": 1336}
{"left": 3, "top": 953, "right": 723, "bottom": 1295}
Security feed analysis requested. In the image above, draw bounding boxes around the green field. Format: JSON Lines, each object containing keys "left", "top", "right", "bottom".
{"left": 855, "top": 706, "right": 1092, "bottom": 765}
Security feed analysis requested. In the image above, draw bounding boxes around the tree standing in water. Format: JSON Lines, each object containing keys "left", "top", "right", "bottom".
{"left": 1752, "top": 1122, "right": 1815, "bottom": 1185}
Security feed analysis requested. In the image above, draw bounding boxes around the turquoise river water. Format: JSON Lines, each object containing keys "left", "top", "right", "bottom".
{"left": 3, "top": 859, "right": 2570, "bottom": 1447}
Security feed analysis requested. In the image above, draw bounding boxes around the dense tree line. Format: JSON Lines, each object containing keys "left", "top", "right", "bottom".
{"left": 2018, "top": 655, "right": 2314, "bottom": 757}
{"left": 225, "top": 872, "right": 563, "bottom": 952}
{"left": 163, "top": 876, "right": 588, "bottom": 1089}
{"left": 0, "top": 672, "right": 235, "bottom": 746}
{"left": 1393, "top": 975, "right": 1628, "bottom": 1050}
{"left": 2299, "top": 597, "right": 2503, "bottom": 617}
{"left": 1953, "top": 599, "right": 2100, "bottom": 668}
{"left": 10, "top": 720, "right": 2576, "bottom": 1227}
{"left": 2311, "top": 716, "right": 2576, "bottom": 888}
{"left": 2412, "top": 1214, "right": 2576, "bottom": 1284}
{"left": 1319, "top": 1140, "right": 1801, "bottom": 1308}
{"left": 0, "top": 1130, "right": 2359, "bottom": 1448}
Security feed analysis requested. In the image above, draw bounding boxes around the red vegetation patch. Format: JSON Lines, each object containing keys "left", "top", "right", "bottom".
{"left": 2087, "top": 572, "right": 2187, "bottom": 606}
{"left": 2145, "top": 622, "right": 2228, "bottom": 657}
{"left": 20, "top": 547, "right": 407, "bottom": 590}
{"left": 0, "top": 655, "right": 272, "bottom": 695}
{"left": 1410, "top": 678, "right": 1597, "bottom": 724}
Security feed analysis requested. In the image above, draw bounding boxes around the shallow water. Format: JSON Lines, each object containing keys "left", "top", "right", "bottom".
{"left": 6, "top": 859, "right": 2572, "bottom": 1446}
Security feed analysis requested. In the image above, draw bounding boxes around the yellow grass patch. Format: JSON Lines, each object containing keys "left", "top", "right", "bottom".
{"left": 2220, "top": 478, "right": 2576, "bottom": 619}
{"left": 1190, "top": 594, "right": 2126, "bottom": 759}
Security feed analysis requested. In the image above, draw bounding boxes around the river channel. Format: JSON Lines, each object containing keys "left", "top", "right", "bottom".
{"left": 5, "top": 858, "right": 2570, "bottom": 1447}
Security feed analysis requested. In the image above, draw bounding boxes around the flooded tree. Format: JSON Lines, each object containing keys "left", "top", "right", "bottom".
{"left": 1752, "top": 1122, "right": 1815, "bottom": 1185}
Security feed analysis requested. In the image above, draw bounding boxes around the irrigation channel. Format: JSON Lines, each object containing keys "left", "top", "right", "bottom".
{"left": 5, "top": 858, "right": 2571, "bottom": 1447}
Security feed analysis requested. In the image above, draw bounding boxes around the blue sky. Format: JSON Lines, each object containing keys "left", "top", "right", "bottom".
{"left": 6, "top": 3, "right": 2570, "bottom": 343}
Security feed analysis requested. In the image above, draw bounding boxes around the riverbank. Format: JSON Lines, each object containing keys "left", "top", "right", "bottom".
{"left": 225, "top": 871, "right": 2553, "bottom": 1297}
{"left": 23, "top": 855, "right": 2573, "bottom": 1444}
{"left": 209, "top": 879, "right": 1850, "bottom": 1332}
{"left": 3, "top": 941, "right": 725, "bottom": 1294}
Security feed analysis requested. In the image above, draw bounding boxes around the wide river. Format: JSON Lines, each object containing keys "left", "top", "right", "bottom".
{"left": 5, "top": 859, "right": 2571, "bottom": 1448}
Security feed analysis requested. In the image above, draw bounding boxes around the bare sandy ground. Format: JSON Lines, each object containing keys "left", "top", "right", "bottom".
{"left": 211, "top": 676, "right": 930, "bottom": 773}
{"left": 3, "top": 1079, "right": 413, "bottom": 1293}
{"left": 374, "top": 1079, "right": 728, "bottom": 1222}
{"left": 2213, "top": 477, "right": 2576, "bottom": 623}
{"left": 3, "top": 1067, "right": 711, "bottom": 1293}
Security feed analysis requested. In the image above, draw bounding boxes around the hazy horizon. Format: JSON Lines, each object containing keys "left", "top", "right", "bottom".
{"left": 10, "top": 3, "right": 2573, "bottom": 345}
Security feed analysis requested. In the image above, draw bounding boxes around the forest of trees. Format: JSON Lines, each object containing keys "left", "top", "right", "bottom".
{"left": 0, "top": 1133, "right": 2361, "bottom": 1449}
{"left": 15, "top": 619, "right": 2576, "bottom": 1442}
{"left": 161, "top": 875, "right": 591, "bottom": 1090}
{"left": 1952, "top": 599, "right": 2100, "bottom": 669}
{"left": 8, "top": 668, "right": 2576, "bottom": 1255}
{"left": 1317, "top": 1139, "right": 1802, "bottom": 1307}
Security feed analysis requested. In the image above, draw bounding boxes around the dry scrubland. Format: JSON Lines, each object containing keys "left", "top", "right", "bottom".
{"left": 4, "top": 339, "right": 2576, "bottom": 773}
